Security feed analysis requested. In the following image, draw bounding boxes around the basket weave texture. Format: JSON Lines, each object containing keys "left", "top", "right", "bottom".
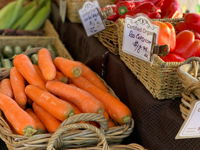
{"left": 117, "top": 18, "right": 185, "bottom": 100}
{"left": 0, "top": 37, "right": 134, "bottom": 150}
{"left": 67, "top": 0, "right": 114, "bottom": 23}
{"left": 95, "top": 21, "right": 118, "bottom": 55}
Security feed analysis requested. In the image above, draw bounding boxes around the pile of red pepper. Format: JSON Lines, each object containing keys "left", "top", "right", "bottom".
{"left": 102, "top": 0, "right": 182, "bottom": 21}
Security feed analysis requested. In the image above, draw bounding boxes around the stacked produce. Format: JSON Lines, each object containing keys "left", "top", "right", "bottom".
{"left": 0, "top": 48, "right": 132, "bottom": 136}
{"left": 0, "top": 0, "right": 51, "bottom": 31}
{"left": 156, "top": 13, "right": 200, "bottom": 62}
{"left": 102, "top": 0, "right": 182, "bottom": 21}
{"left": 0, "top": 44, "right": 57, "bottom": 69}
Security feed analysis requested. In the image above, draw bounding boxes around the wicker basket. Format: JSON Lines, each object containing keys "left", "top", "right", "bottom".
{"left": 95, "top": 21, "right": 118, "bottom": 55}
{"left": 0, "top": 37, "right": 134, "bottom": 150}
{"left": 117, "top": 18, "right": 185, "bottom": 100}
{"left": 177, "top": 57, "right": 200, "bottom": 119}
{"left": 67, "top": 0, "right": 114, "bottom": 23}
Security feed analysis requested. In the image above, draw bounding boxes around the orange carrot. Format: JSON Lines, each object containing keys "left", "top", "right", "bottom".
{"left": 0, "top": 93, "right": 36, "bottom": 136}
{"left": 0, "top": 78, "right": 13, "bottom": 98}
{"left": 33, "top": 65, "right": 46, "bottom": 82}
{"left": 54, "top": 57, "right": 82, "bottom": 78}
{"left": 46, "top": 81, "right": 104, "bottom": 114}
{"left": 26, "top": 108, "right": 46, "bottom": 133}
{"left": 33, "top": 103, "right": 61, "bottom": 133}
{"left": 13, "top": 54, "right": 45, "bottom": 90}
{"left": 10, "top": 67, "right": 27, "bottom": 109}
{"left": 77, "top": 62, "right": 108, "bottom": 92}
{"left": 38, "top": 48, "right": 56, "bottom": 81}
{"left": 25, "top": 85, "right": 74, "bottom": 121}
{"left": 71, "top": 77, "right": 132, "bottom": 124}
{"left": 55, "top": 71, "right": 68, "bottom": 83}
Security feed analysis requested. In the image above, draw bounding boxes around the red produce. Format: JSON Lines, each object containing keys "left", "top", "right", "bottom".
{"left": 160, "top": 53, "right": 185, "bottom": 62}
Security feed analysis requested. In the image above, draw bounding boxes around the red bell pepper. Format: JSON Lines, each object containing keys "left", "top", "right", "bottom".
{"left": 161, "top": 0, "right": 182, "bottom": 18}
{"left": 194, "top": 31, "right": 200, "bottom": 40}
{"left": 174, "top": 30, "right": 195, "bottom": 59}
{"left": 190, "top": 40, "right": 200, "bottom": 57}
{"left": 152, "top": 21, "right": 176, "bottom": 52}
{"left": 116, "top": 1, "right": 135, "bottom": 16}
{"left": 174, "top": 22, "right": 188, "bottom": 33}
{"left": 184, "top": 13, "right": 200, "bottom": 33}
{"left": 160, "top": 53, "right": 185, "bottom": 62}
{"left": 165, "top": 22, "right": 176, "bottom": 52}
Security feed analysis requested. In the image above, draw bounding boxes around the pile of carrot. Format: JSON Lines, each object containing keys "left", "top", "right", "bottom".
{"left": 0, "top": 48, "right": 132, "bottom": 136}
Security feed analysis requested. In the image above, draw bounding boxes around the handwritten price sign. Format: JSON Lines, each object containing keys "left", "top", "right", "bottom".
{"left": 79, "top": 1, "right": 105, "bottom": 36}
{"left": 122, "top": 16, "right": 159, "bottom": 62}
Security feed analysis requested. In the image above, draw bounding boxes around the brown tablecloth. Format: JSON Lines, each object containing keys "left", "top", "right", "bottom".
{"left": 50, "top": 3, "right": 200, "bottom": 150}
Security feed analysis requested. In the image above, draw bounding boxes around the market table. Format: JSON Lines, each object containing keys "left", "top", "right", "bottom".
{"left": 50, "top": 3, "right": 200, "bottom": 150}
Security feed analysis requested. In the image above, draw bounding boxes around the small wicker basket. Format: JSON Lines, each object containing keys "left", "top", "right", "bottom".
{"left": 177, "top": 57, "right": 200, "bottom": 119}
{"left": 0, "top": 37, "right": 134, "bottom": 150}
{"left": 95, "top": 20, "right": 118, "bottom": 55}
{"left": 67, "top": 0, "right": 114, "bottom": 23}
{"left": 117, "top": 18, "right": 185, "bottom": 100}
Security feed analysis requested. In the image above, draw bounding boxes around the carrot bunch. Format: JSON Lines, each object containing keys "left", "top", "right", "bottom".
{"left": 0, "top": 48, "right": 132, "bottom": 137}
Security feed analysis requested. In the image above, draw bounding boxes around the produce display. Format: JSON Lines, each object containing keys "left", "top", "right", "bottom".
{"left": 102, "top": 0, "right": 182, "bottom": 21}
{"left": 0, "top": 0, "right": 51, "bottom": 31}
{"left": 0, "top": 44, "right": 57, "bottom": 68}
{"left": 0, "top": 48, "right": 132, "bottom": 136}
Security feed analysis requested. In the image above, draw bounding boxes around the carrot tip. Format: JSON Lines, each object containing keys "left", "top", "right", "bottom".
{"left": 23, "top": 126, "right": 37, "bottom": 137}
{"left": 60, "top": 77, "right": 68, "bottom": 83}
{"left": 68, "top": 110, "right": 74, "bottom": 118}
{"left": 123, "top": 116, "right": 131, "bottom": 124}
{"left": 97, "top": 109, "right": 104, "bottom": 114}
{"left": 72, "top": 67, "right": 82, "bottom": 77}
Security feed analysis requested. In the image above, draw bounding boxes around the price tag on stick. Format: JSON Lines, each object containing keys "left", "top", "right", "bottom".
{"left": 176, "top": 101, "right": 200, "bottom": 139}
{"left": 122, "top": 15, "right": 159, "bottom": 62}
{"left": 79, "top": 1, "right": 105, "bottom": 36}
{"left": 59, "top": 0, "right": 67, "bottom": 23}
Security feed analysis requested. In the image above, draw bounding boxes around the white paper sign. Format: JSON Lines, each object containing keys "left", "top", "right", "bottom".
{"left": 176, "top": 101, "right": 200, "bottom": 139}
{"left": 122, "top": 15, "right": 159, "bottom": 62}
{"left": 79, "top": 1, "right": 105, "bottom": 36}
{"left": 59, "top": 0, "right": 67, "bottom": 23}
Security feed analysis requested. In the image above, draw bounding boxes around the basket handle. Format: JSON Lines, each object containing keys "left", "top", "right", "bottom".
{"left": 183, "top": 57, "right": 200, "bottom": 65}
{"left": 60, "top": 113, "right": 108, "bottom": 130}
{"left": 47, "top": 123, "right": 110, "bottom": 150}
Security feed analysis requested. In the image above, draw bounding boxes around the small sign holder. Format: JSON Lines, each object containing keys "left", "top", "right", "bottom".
{"left": 79, "top": 1, "right": 105, "bottom": 37}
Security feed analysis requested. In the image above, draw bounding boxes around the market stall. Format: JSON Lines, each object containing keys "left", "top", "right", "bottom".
{"left": 49, "top": 5, "right": 200, "bottom": 149}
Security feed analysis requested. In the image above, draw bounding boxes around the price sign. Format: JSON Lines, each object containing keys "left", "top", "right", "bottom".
{"left": 176, "top": 101, "right": 200, "bottom": 139}
{"left": 59, "top": 0, "right": 67, "bottom": 23}
{"left": 122, "top": 15, "right": 159, "bottom": 62}
{"left": 79, "top": 1, "right": 105, "bottom": 36}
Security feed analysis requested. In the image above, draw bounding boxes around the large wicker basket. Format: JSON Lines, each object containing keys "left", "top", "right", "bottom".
{"left": 67, "top": 0, "right": 114, "bottom": 23}
{"left": 0, "top": 37, "right": 134, "bottom": 150}
{"left": 117, "top": 18, "right": 185, "bottom": 100}
{"left": 177, "top": 57, "right": 200, "bottom": 119}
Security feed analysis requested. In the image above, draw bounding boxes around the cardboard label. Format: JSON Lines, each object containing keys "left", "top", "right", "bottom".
{"left": 176, "top": 101, "right": 200, "bottom": 139}
{"left": 59, "top": 0, "right": 67, "bottom": 23}
{"left": 79, "top": 1, "right": 105, "bottom": 36}
{"left": 122, "top": 15, "right": 159, "bottom": 62}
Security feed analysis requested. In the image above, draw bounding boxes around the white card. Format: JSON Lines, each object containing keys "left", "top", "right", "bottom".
{"left": 176, "top": 101, "right": 200, "bottom": 139}
{"left": 59, "top": 0, "right": 67, "bottom": 23}
{"left": 122, "top": 15, "right": 159, "bottom": 62}
{"left": 79, "top": 1, "right": 105, "bottom": 36}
